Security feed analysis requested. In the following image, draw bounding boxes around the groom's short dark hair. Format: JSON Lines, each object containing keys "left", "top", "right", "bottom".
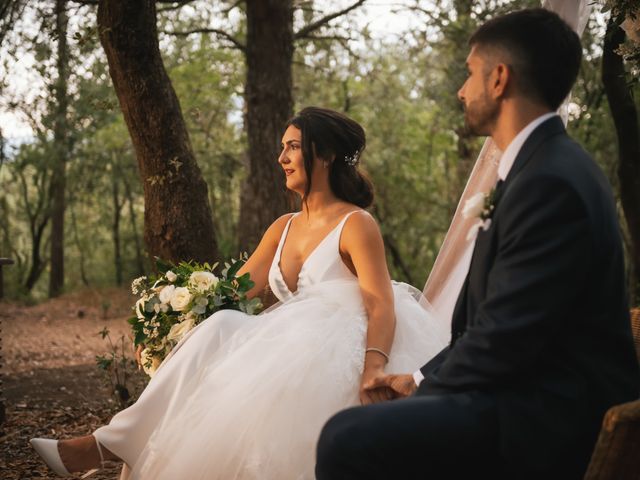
{"left": 469, "top": 8, "right": 582, "bottom": 110}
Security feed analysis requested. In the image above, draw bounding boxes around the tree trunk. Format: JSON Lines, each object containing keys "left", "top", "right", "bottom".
{"left": 48, "top": 0, "right": 68, "bottom": 298}
{"left": 15, "top": 166, "right": 50, "bottom": 292}
{"left": 123, "top": 174, "right": 145, "bottom": 276}
{"left": 70, "top": 207, "right": 89, "bottom": 287}
{"left": 97, "top": 0, "right": 218, "bottom": 264}
{"left": 25, "top": 218, "right": 49, "bottom": 291}
{"left": 237, "top": 0, "right": 293, "bottom": 252}
{"left": 603, "top": 17, "right": 640, "bottom": 302}
{"left": 112, "top": 170, "right": 123, "bottom": 286}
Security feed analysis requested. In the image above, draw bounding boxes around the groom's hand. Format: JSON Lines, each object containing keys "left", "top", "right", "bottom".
{"left": 360, "top": 368, "right": 397, "bottom": 405}
{"left": 365, "top": 373, "right": 417, "bottom": 399}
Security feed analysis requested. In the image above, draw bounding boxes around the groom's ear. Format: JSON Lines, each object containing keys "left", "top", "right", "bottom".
{"left": 489, "top": 63, "right": 510, "bottom": 100}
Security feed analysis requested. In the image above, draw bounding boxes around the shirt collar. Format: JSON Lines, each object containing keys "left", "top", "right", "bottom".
{"left": 497, "top": 112, "right": 558, "bottom": 181}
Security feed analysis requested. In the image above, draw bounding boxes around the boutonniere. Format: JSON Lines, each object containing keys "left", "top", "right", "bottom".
{"left": 462, "top": 187, "right": 499, "bottom": 241}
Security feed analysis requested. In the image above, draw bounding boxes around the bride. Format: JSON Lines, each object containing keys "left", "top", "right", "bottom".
{"left": 31, "top": 106, "right": 449, "bottom": 479}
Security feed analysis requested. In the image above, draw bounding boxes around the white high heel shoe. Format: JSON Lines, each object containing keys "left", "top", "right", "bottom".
{"left": 29, "top": 438, "right": 71, "bottom": 477}
{"left": 30, "top": 436, "right": 106, "bottom": 478}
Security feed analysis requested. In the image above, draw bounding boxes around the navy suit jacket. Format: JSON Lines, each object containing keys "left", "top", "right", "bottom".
{"left": 417, "top": 117, "right": 640, "bottom": 474}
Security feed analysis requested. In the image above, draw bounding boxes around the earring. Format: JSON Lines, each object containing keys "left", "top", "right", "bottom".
{"left": 323, "top": 160, "right": 328, "bottom": 169}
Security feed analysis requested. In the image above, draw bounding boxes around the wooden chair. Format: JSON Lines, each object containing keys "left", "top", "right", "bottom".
{"left": 584, "top": 308, "right": 640, "bottom": 479}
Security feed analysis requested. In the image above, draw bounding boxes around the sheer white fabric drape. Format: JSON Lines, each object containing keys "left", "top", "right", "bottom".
{"left": 422, "top": 0, "right": 592, "bottom": 324}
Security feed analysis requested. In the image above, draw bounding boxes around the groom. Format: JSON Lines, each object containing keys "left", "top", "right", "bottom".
{"left": 316, "top": 8, "right": 640, "bottom": 479}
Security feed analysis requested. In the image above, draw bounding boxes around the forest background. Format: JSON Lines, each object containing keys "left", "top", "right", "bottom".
{"left": 1, "top": 0, "right": 639, "bottom": 306}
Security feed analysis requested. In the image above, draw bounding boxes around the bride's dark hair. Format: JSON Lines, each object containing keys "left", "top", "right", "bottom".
{"left": 286, "top": 106, "right": 374, "bottom": 209}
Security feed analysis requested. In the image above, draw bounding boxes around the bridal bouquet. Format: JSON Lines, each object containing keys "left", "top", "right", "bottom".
{"left": 129, "top": 254, "right": 263, "bottom": 377}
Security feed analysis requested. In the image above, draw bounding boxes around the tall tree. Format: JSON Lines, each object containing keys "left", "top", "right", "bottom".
{"left": 48, "top": 0, "right": 69, "bottom": 297}
{"left": 237, "top": 0, "right": 294, "bottom": 251}
{"left": 237, "top": 0, "right": 366, "bottom": 250}
{"left": 603, "top": 15, "right": 640, "bottom": 301}
{"left": 111, "top": 155, "right": 125, "bottom": 286}
{"left": 97, "top": 0, "right": 219, "bottom": 264}
{"left": 17, "top": 158, "right": 52, "bottom": 292}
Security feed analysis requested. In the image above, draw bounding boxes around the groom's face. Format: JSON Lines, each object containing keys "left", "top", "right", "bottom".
{"left": 458, "top": 46, "right": 499, "bottom": 136}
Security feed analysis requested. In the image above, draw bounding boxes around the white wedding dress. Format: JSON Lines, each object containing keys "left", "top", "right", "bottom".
{"left": 94, "top": 210, "right": 450, "bottom": 480}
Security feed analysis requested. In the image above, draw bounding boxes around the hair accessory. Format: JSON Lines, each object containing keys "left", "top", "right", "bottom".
{"left": 344, "top": 148, "right": 361, "bottom": 166}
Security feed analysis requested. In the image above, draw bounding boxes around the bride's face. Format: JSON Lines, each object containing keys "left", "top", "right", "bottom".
{"left": 279, "top": 125, "right": 307, "bottom": 194}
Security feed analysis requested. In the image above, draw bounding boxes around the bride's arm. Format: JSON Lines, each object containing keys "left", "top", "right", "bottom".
{"left": 341, "top": 212, "right": 396, "bottom": 404}
{"left": 237, "top": 213, "right": 294, "bottom": 299}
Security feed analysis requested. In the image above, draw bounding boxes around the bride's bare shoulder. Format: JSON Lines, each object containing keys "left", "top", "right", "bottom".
{"left": 272, "top": 212, "right": 297, "bottom": 229}
{"left": 345, "top": 209, "right": 376, "bottom": 226}
{"left": 262, "top": 212, "right": 297, "bottom": 243}
{"left": 341, "top": 209, "right": 379, "bottom": 242}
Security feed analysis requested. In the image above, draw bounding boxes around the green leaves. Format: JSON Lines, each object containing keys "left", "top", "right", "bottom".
{"left": 155, "top": 257, "right": 175, "bottom": 275}
{"left": 239, "top": 297, "right": 263, "bottom": 315}
{"left": 97, "top": 326, "right": 110, "bottom": 340}
{"left": 235, "top": 272, "right": 254, "bottom": 291}
{"left": 225, "top": 256, "right": 244, "bottom": 278}
{"left": 95, "top": 355, "right": 113, "bottom": 371}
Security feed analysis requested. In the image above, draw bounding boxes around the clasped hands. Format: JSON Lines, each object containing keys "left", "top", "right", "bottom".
{"left": 359, "top": 369, "right": 417, "bottom": 405}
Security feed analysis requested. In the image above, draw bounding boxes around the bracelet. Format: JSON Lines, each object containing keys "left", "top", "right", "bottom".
{"left": 365, "top": 347, "right": 390, "bottom": 363}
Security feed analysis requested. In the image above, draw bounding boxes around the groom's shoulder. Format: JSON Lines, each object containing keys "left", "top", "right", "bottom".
{"left": 525, "top": 132, "right": 610, "bottom": 197}
{"left": 511, "top": 133, "right": 619, "bottom": 232}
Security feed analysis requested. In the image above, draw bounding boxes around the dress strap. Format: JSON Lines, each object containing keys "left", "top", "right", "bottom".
{"left": 336, "top": 209, "right": 368, "bottom": 236}
{"left": 275, "top": 213, "right": 297, "bottom": 257}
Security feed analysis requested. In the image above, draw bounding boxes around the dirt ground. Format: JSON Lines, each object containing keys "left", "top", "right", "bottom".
{"left": 1, "top": 288, "right": 148, "bottom": 479}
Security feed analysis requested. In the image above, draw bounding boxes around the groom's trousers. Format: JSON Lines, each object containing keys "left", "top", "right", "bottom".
{"left": 315, "top": 391, "right": 503, "bottom": 480}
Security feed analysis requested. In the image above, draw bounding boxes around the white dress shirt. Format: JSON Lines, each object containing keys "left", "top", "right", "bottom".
{"left": 413, "top": 112, "right": 558, "bottom": 387}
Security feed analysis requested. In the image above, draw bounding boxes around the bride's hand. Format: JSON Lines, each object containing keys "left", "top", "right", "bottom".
{"left": 360, "top": 368, "right": 397, "bottom": 405}
{"left": 363, "top": 373, "right": 417, "bottom": 401}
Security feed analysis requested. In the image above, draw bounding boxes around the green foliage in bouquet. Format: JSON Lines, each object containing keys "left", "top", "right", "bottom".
{"left": 128, "top": 253, "right": 263, "bottom": 376}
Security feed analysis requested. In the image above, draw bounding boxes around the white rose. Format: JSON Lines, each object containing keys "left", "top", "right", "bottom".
{"left": 170, "top": 286, "right": 192, "bottom": 312}
{"left": 462, "top": 192, "right": 486, "bottom": 220}
{"left": 188, "top": 271, "right": 218, "bottom": 293}
{"left": 165, "top": 270, "right": 178, "bottom": 283}
{"left": 167, "top": 316, "right": 196, "bottom": 343}
{"left": 140, "top": 348, "right": 162, "bottom": 377}
{"left": 159, "top": 284, "right": 176, "bottom": 305}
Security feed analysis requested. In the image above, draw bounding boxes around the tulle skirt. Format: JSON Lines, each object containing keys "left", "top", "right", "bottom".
{"left": 95, "top": 279, "right": 450, "bottom": 480}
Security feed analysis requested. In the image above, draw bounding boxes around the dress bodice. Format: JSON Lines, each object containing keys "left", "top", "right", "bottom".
{"left": 268, "top": 211, "right": 362, "bottom": 302}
